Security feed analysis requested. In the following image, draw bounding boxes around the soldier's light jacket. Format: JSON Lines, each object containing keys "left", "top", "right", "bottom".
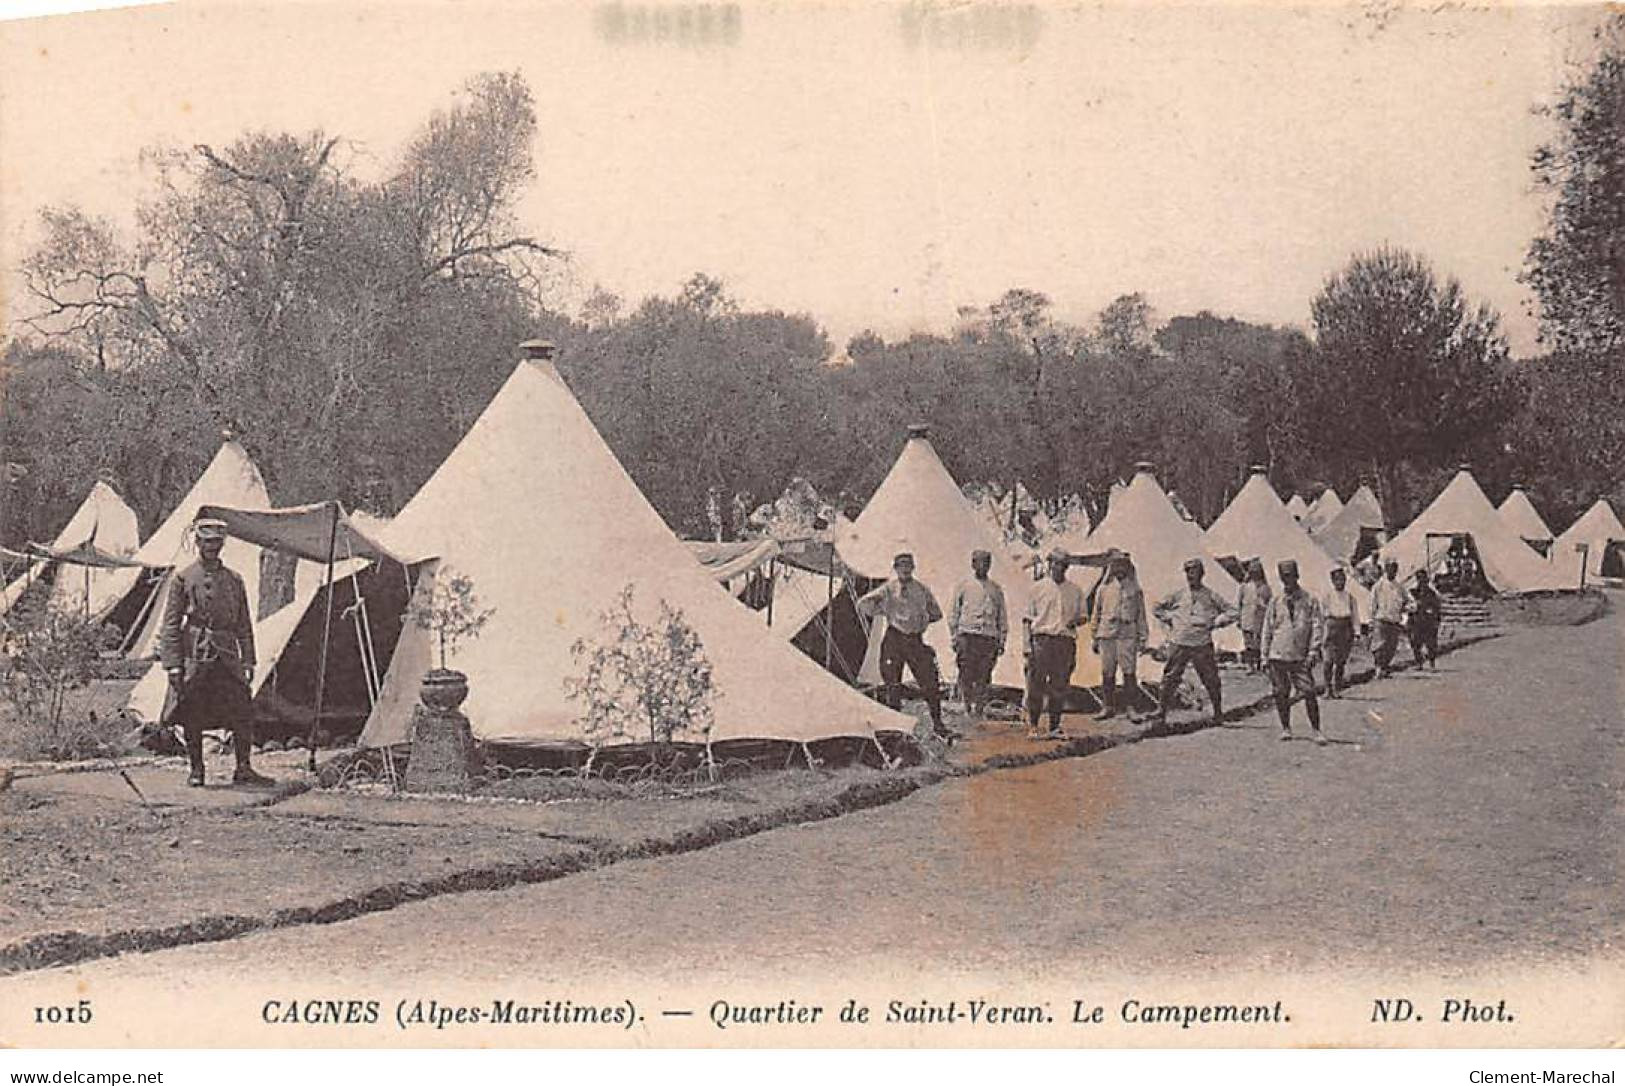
{"left": 158, "top": 559, "right": 257, "bottom": 674}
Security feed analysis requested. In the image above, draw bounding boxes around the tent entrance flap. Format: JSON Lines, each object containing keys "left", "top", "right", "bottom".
{"left": 253, "top": 560, "right": 417, "bottom": 741}
{"left": 1423, "top": 532, "right": 1494, "bottom": 597}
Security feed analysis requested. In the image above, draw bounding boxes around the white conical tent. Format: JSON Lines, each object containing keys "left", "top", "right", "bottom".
{"left": 1285, "top": 494, "right": 1309, "bottom": 521}
{"left": 1498, "top": 486, "right": 1553, "bottom": 548}
{"left": 115, "top": 441, "right": 270, "bottom": 657}
{"left": 836, "top": 433, "right": 1039, "bottom": 690}
{"left": 358, "top": 359, "right": 913, "bottom": 748}
{"left": 1379, "top": 470, "right": 1572, "bottom": 594}
{"left": 1303, "top": 488, "right": 1344, "bottom": 533}
{"left": 1311, "top": 484, "right": 1384, "bottom": 561}
{"left": 1553, "top": 499, "right": 1625, "bottom": 583}
{"left": 0, "top": 480, "right": 140, "bottom": 618}
{"left": 1206, "top": 469, "right": 1342, "bottom": 591}
{"left": 1085, "top": 466, "right": 1244, "bottom": 655}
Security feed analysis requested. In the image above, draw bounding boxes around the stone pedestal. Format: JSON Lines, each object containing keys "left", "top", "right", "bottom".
{"left": 404, "top": 704, "right": 480, "bottom": 793}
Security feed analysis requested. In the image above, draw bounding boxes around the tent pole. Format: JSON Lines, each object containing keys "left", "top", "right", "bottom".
{"left": 765, "top": 559, "right": 776, "bottom": 628}
{"left": 120, "top": 571, "right": 166, "bottom": 656}
{"left": 305, "top": 502, "right": 342, "bottom": 772}
{"left": 823, "top": 560, "right": 835, "bottom": 670}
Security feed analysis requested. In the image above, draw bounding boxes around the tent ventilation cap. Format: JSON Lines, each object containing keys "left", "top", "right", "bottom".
{"left": 906, "top": 423, "right": 931, "bottom": 440}
{"left": 1248, "top": 464, "right": 1267, "bottom": 476}
{"left": 1132, "top": 461, "right": 1157, "bottom": 477}
{"left": 521, "top": 339, "right": 556, "bottom": 362}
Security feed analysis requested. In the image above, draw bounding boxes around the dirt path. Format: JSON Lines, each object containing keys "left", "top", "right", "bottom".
{"left": 13, "top": 603, "right": 1618, "bottom": 994}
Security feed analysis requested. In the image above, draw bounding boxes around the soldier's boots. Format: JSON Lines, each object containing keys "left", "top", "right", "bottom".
{"left": 185, "top": 726, "right": 206, "bottom": 788}
{"left": 231, "top": 728, "right": 275, "bottom": 787}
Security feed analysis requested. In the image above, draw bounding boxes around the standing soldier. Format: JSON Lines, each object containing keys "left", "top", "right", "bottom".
{"left": 1236, "top": 558, "right": 1272, "bottom": 673}
{"left": 1406, "top": 570, "right": 1443, "bottom": 670}
{"left": 1369, "top": 558, "right": 1407, "bottom": 678}
{"left": 949, "top": 549, "right": 1007, "bottom": 720}
{"left": 160, "top": 518, "right": 270, "bottom": 787}
{"left": 1151, "top": 558, "right": 1237, "bottom": 729}
{"left": 1092, "top": 549, "right": 1148, "bottom": 720}
{"left": 1022, "top": 548, "right": 1086, "bottom": 740}
{"left": 1262, "top": 559, "right": 1327, "bottom": 744}
{"left": 1321, "top": 566, "right": 1362, "bottom": 697}
{"left": 857, "top": 552, "right": 952, "bottom": 741}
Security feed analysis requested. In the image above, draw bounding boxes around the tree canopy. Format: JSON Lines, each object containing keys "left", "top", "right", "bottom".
{"left": 3, "top": 64, "right": 1619, "bottom": 556}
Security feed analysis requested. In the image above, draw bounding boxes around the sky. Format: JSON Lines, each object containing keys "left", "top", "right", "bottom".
{"left": 0, "top": 0, "right": 1608, "bottom": 357}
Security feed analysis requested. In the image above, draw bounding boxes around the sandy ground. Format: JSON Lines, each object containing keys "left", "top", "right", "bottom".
{"left": 9, "top": 603, "right": 1617, "bottom": 994}
{"left": 0, "top": 636, "right": 1313, "bottom": 955}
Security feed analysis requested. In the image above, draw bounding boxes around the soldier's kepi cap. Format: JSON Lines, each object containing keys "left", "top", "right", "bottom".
{"left": 1278, "top": 558, "right": 1299, "bottom": 576}
{"left": 1182, "top": 557, "right": 1204, "bottom": 572}
{"left": 970, "top": 548, "right": 992, "bottom": 561}
{"left": 193, "top": 517, "right": 228, "bottom": 540}
{"left": 892, "top": 551, "right": 914, "bottom": 564}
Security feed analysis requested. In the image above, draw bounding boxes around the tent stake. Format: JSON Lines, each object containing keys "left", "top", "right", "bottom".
{"left": 305, "top": 502, "right": 341, "bottom": 773}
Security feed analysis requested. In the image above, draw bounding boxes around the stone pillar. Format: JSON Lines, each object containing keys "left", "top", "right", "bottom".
{"left": 403, "top": 670, "right": 480, "bottom": 793}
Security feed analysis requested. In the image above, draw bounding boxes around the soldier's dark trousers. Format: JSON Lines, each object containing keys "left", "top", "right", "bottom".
{"left": 1408, "top": 618, "right": 1439, "bottom": 667}
{"left": 1373, "top": 620, "right": 1403, "bottom": 672}
{"left": 1268, "top": 658, "right": 1321, "bottom": 731}
{"left": 1323, "top": 616, "right": 1354, "bottom": 693}
{"left": 1158, "top": 642, "right": 1223, "bottom": 722}
{"left": 955, "top": 632, "right": 997, "bottom": 712}
{"left": 879, "top": 627, "right": 943, "bottom": 727}
{"left": 1026, "top": 633, "right": 1074, "bottom": 730}
{"left": 172, "top": 658, "right": 255, "bottom": 778}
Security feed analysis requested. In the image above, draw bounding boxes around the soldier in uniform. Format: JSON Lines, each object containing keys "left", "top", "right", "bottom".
{"left": 857, "top": 551, "right": 952, "bottom": 741}
{"left": 160, "top": 518, "right": 271, "bottom": 787}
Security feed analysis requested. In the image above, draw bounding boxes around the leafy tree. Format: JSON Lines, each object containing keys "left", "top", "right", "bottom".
{"left": 1498, "top": 351, "right": 1625, "bottom": 527}
{"left": 1155, "top": 312, "right": 1318, "bottom": 507}
{"left": 1525, "top": 13, "right": 1625, "bottom": 356}
{"left": 13, "top": 72, "right": 559, "bottom": 524}
{"left": 559, "top": 274, "right": 836, "bottom": 539}
{"left": 1303, "top": 248, "right": 1517, "bottom": 520}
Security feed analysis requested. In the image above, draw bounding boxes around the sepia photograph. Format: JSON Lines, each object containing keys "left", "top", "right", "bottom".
{"left": 0, "top": 0, "right": 1622, "bottom": 1061}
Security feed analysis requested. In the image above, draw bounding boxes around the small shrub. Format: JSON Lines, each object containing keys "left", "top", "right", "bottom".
{"left": 0, "top": 602, "right": 129, "bottom": 761}
{"left": 403, "top": 565, "right": 494, "bottom": 671}
{"left": 564, "top": 584, "right": 717, "bottom": 772}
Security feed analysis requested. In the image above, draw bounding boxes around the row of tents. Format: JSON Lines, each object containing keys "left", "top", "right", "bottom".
{"left": 1283, "top": 474, "right": 1621, "bottom": 589}
{"left": 4, "top": 341, "right": 1622, "bottom": 757}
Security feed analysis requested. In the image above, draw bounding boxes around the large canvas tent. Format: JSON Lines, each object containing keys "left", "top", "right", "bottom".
{"left": 104, "top": 441, "right": 271, "bottom": 657}
{"left": 1206, "top": 468, "right": 1342, "bottom": 591}
{"left": 1311, "top": 484, "right": 1385, "bottom": 563}
{"left": 359, "top": 349, "right": 914, "bottom": 750}
{"left": 836, "top": 427, "right": 1053, "bottom": 690}
{"left": 1497, "top": 485, "right": 1554, "bottom": 553}
{"left": 1552, "top": 499, "right": 1625, "bottom": 584}
{"left": 0, "top": 480, "right": 140, "bottom": 619}
{"left": 1084, "top": 464, "right": 1244, "bottom": 658}
{"left": 1379, "top": 469, "right": 1572, "bottom": 594}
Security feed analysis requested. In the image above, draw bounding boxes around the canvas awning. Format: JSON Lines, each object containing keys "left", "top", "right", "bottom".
{"left": 686, "top": 539, "right": 780, "bottom": 583}
{"left": 775, "top": 537, "right": 843, "bottom": 578}
{"left": 18, "top": 540, "right": 153, "bottom": 569}
{"left": 196, "top": 501, "right": 402, "bottom": 565}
